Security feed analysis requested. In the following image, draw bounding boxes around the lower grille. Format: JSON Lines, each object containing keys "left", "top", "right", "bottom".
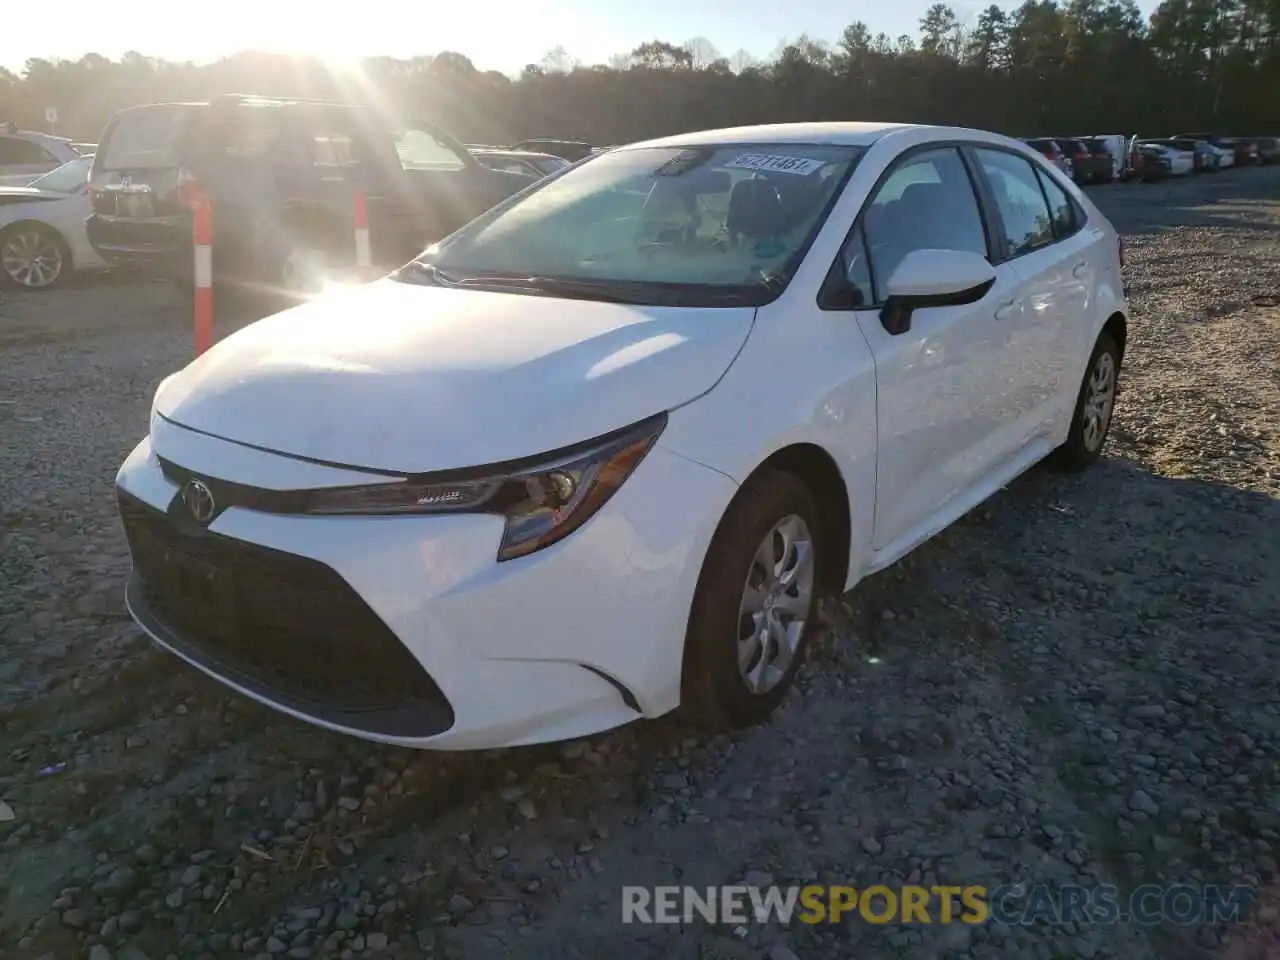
{"left": 117, "top": 488, "right": 454, "bottom": 738}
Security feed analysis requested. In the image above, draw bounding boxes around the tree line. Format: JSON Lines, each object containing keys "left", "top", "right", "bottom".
{"left": 3, "top": 0, "right": 1280, "bottom": 148}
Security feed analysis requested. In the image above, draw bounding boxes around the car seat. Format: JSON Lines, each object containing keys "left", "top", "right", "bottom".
{"left": 726, "top": 178, "right": 783, "bottom": 245}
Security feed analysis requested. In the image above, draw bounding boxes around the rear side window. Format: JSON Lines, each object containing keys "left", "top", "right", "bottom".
{"left": 1036, "top": 168, "right": 1083, "bottom": 239}
{"left": 972, "top": 149, "right": 1054, "bottom": 258}
{"left": 0, "top": 137, "right": 55, "bottom": 165}
{"left": 198, "top": 105, "right": 280, "bottom": 160}
{"left": 295, "top": 110, "right": 369, "bottom": 172}
{"left": 100, "top": 106, "right": 189, "bottom": 169}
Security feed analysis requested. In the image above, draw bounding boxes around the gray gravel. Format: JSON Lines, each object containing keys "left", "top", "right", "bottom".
{"left": 1, "top": 167, "right": 1278, "bottom": 960}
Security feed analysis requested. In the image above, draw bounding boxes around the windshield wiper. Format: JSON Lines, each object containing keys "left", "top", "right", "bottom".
{"left": 396, "top": 265, "right": 761, "bottom": 306}
{"left": 757, "top": 271, "right": 788, "bottom": 293}
{"left": 397, "top": 261, "right": 460, "bottom": 285}
{"left": 398, "top": 266, "right": 640, "bottom": 302}
{"left": 485, "top": 276, "right": 640, "bottom": 303}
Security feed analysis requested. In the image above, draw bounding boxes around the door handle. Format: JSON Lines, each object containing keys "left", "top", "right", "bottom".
{"left": 994, "top": 300, "right": 1017, "bottom": 321}
{"left": 1072, "top": 262, "right": 1089, "bottom": 279}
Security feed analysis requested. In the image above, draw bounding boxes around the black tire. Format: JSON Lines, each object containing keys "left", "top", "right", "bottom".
{"left": 0, "top": 223, "right": 71, "bottom": 291}
{"left": 681, "top": 468, "right": 826, "bottom": 730}
{"left": 1048, "top": 330, "right": 1121, "bottom": 472}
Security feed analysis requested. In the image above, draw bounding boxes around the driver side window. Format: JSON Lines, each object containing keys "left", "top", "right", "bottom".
{"left": 829, "top": 148, "right": 990, "bottom": 308}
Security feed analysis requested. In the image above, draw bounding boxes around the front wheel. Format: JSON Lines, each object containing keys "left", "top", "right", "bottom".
{"left": 682, "top": 469, "right": 825, "bottom": 730}
{"left": 1049, "top": 331, "right": 1121, "bottom": 472}
{"left": 0, "top": 224, "right": 70, "bottom": 290}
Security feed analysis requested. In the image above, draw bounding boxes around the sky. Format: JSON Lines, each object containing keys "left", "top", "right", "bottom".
{"left": 3, "top": 0, "right": 1162, "bottom": 76}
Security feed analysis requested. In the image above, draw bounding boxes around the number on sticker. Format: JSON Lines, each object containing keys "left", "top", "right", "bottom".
{"left": 726, "top": 154, "right": 824, "bottom": 176}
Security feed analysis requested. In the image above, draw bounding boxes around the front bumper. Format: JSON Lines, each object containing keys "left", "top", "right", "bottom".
{"left": 114, "top": 418, "right": 736, "bottom": 749}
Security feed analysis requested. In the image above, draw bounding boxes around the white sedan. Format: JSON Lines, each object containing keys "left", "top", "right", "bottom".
{"left": 115, "top": 122, "right": 1128, "bottom": 750}
{"left": 0, "top": 126, "right": 83, "bottom": 187}
{"left": 0, "top": 155, "right": 104, "bottom": 290}
{"left": 1137, "top": 141, "right": 1196, "bottom": 176}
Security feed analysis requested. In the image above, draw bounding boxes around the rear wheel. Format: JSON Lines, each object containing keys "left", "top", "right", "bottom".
{"left": 0, "top": 224, "right": 70, "bottom": 290}
{"left": 1049, "top": 331, "right": 1120, "bottom": 472}
{"left": 682, "top": 469, "right": 825, "bottom": 730}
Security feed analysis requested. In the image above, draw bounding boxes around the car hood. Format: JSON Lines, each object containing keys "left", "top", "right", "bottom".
{"left": 155, "top": 279, "right": 755, "bottom": 474}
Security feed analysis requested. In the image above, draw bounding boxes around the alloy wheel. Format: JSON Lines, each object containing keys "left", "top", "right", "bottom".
{"left": 1082, "top": 350, "right": 1116, "bottom": 452}
{"left": 737, "top": 514, "right": 815, "bottom": 695}
{"left": 1, "top": 228, "right": 65, "bottom": 289}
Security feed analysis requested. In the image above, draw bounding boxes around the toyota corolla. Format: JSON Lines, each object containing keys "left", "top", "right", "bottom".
{"left": 116, "top": 122, "right": 1128, "bottom": 750}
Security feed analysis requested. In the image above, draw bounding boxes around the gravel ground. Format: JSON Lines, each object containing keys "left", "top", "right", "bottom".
{"left": 1, "top": 167, "right": 1278, "bottom": 960}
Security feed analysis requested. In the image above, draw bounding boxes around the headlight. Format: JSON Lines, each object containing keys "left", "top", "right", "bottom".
{"left": 304, "top": 413, "right": 666, "bottom": 562}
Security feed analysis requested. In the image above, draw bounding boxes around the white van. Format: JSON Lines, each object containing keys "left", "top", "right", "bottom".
{"left": 1091, "top": 135, "right": 1130, "bottom": 181}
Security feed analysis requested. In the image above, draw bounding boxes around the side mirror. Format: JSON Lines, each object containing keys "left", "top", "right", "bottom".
{"left": 880, "top": 248, "right": 997, "bottom": 335}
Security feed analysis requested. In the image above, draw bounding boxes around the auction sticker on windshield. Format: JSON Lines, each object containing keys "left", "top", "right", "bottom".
{"left": 726, "top": 154, "right": 824, "bottom": 175}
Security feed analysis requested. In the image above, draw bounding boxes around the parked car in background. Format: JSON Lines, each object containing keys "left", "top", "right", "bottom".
{"left": 1022, "top": 138, "right": 1070, "bottom": 177}
{"left": 1251, "top": 136, "right": 1280, "bottom": 164}
{"left": 1206, "top": 143, "right": 1235, "bottom": 169}
{"left": 1131, "top": 144, "right": 1173, "bottom": 182}
{"left": 470, "top": 148, "right": 570, "bottom": 179}
{"left": 115, "top": 121, "right": 1128, "bottom": 750}
{"left": 0, "top": 123, "right": 84, "bottom": 187}
{"left": 509, "top": 138, "right": 595, "bottom": 162}
{"left": 86, "top": 95, "right": 539, "bottom": 297}
{"left": 1175, "top": 134, "right": 1258, "bottom": 166}
{"left": 0, "top": 154, "right": 105, "bottom": 290}
{"left": 1052, "top": 138, "right": 1093, "bottom": 183}
{"left": 1135, "top": 140, "right": 1195, "bottom": 176}
{"left": 1090, "top": 135, "right": 1129, "bottom": 181}
{"left": 1076, "top": 138, "right": 1116, "bottom": 183}
{"left": 1152, "top": 138, "right": 1218, "bottom": 172}
{"left": 1229, "top": 138, "right": 1260, "bottom": 165}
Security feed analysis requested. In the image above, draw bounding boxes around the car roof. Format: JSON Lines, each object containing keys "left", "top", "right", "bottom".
{"left": 621, "top": 121, "right": 923, "bottom": 151}
{"left": 112, "top": 97, "right": 370, "bottom": 115}
{"left": 0, "top": 127, "right": 74, "bottom": 146}
{"left": 472, "top": 148, "right": 562, "bottom": 162}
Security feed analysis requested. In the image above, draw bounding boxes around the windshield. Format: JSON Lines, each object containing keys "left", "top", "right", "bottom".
{"left": 29, "top": 155, "right": 92, "bottom": 192}
{"left": 100, "top": 105, "right": 189, "bottom": 169}
{"left": 402, "top": 143, "right": 863, "bottom": 306}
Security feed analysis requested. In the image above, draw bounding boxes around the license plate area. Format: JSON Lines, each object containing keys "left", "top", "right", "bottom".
{"left": 155, "top": 544, "right": 237, "bottom": 635}
{"left": 112, "top": 192, "right": 155, "bottom": 218}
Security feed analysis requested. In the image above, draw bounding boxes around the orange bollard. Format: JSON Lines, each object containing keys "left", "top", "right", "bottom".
{"left": 193, "top": 197, "right": 213, "bottom": 356}
{"left": 353, "top": 190, "right": 373, "bottom": 280}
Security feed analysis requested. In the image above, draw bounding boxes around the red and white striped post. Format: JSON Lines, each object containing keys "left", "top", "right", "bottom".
{"left": 353, "top": 190, "right": 373, "bottom": 281}
{"left": 193, "top": 197, "right": 214, "bottom": 356}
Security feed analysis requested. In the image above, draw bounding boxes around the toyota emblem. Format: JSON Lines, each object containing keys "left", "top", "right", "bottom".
{"left": 182, "top": 479, "right": 216, "bottom": 524}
